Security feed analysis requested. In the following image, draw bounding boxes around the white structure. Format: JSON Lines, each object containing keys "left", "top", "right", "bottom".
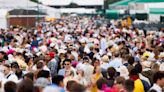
{"left": 39, "top": 0, "right": 104, "bottom": 14}
{"left": 129, "top": 2, "right": 164, "bottom": 22}
{"left": 0, "top": 0, "right": 61, "bottom": 28}
{"left": 39, "top": 0, "right": 104, "bottom": 6}
{"left": 0, "top": 9, "right": 8, "bottom": 29}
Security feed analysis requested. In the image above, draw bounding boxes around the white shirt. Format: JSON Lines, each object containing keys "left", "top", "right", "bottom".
{"left": 5, "top": 72, "right": 18, "bottom": 83}
{"left": 150, "top": 84, "right": 162, "bottom": 92}
{"left": 109, "top": 58, "right": 123, "bottom": 68}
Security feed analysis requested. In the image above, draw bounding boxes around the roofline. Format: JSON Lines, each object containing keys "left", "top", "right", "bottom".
{"left": 7, "top": 15, "right": 46, "bottom": 18}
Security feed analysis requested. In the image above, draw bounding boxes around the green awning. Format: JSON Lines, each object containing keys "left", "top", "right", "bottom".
{"left": 150, "top": 8, "right": 164, "bottom": 14}
{"left": 105, "top": 10, "right": 119, "bottom": 19}
{"left": 109, "top": 0, "right": 164, "bottom": 7}
{"left": 137, "top": 0, "right": 164, "bottom": 3}
{"left": 96, "top": 9, "right": 104, "bottom": 15}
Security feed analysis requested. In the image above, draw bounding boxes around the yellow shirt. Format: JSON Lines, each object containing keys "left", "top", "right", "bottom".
{"left": 134, "top": 79, "right": 144, "bottom": 92}
{"left": 90, "top": 73, "right": 102, "bottom": 92}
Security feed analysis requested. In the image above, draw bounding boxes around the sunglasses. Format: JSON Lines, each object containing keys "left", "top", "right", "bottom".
{"left": 64, "top": 63, "right": 70, "bottom": 65}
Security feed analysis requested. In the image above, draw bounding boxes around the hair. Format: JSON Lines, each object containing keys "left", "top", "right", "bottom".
{"left": 36, "top": 61, "right": 43, "bottom": 69}
{"left": 52, "top": 75, "right": 64, "bottom": 86}
{"left": 129, "top": 68, "right": 138, "bottom": 76}
{"left": 96, "top": 77, "right": 108, "bottom": 90}
{"left": 124, "top": 79, "right": 134, "bottom": 92}
{"left": 63, "top": 59, "right": 72, "bottom": 64}
{"left": 69, "top": 82, "right": 86, "bottom": 92}
{"left": 107, "top": 67, "right": 116, "bottom": 79}
{"left": 4, "top": 81, "right": 17, "bottom": 92}
{"left": 66, "top": 80, "right": 77, "bottom": 91}
{"left": 15, "top": 69, "right": 23, "bottom": 79}
{"left": 151, "top": 63, "right": 159, "bottom": 72}
{"left": 4, "top": 64, "right": 11, "bottom": 68}
{"left": 37, "top": 70, "right": 50, "bottom": 79}
{"left": 24, "top": 72, "right": 34, "bottom": 81}
{"left": 153, "top": 71, "right": 164, "bottom": 83}
{"left": 134, "top": 63, "right": 142, "bottom": 73}
{"left": 128, "top": 56, "right": 135, "bottom": 65}
{"left": 114, "top": 52, "right": 120, "bottom": 57}
{"left": 11, "top": 62, "right": 19, "bottom": 69}
{"left": 17, "top": 79, "right": 34, "bottom": 92}
{"left": 115, "top": 76, "right": 125, "bottom": 85}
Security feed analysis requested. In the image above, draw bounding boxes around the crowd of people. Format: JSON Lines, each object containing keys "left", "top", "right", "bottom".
{"left": 0, "top": 15, "right": 164, "bottom": 92}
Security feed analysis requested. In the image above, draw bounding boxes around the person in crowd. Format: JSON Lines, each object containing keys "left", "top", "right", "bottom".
{"left": 17, "top": 79, "right": 34, "bottom": 92}
{"left": 4, "top": 81, "right": 16, "bottom": 92}
{"left": 3, "top": 64, "right": 18, "bottom": 83}
{"left": 52, "top": 75, "right": 64, "bottom": 88}
{"left": 90, "top": 66, "right": 102, "bottom": 92}
{"left": 58, "top": 59, "right": 76, "bottom": 77}
{"left": 149, "top": 71, "right": 164, "bottom": 92}
{"left": 0, "top": 15, "right": 163, "bottom": 92}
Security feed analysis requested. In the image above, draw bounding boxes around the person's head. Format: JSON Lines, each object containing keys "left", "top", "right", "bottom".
{"left": 69, "top": 82, "right": 86, "bottom": 92}
{"left": 52, "top": 75, "right": 64, "bottom": 88}
{"left": 63, "top": 59, "right": 72, "bottom": 70}
{"left": 96, "top": 77, "right": 108, "bottom": 90}
{"left": 153, "top": 71, "right": 164, "bottom": 87}
{"left": 36, "top": 61, "right": 43, "bottom": 70}
{"left": 151, "top": 63, "right": 159, "bottom": 72}
{"left": 11, "top": 62, "right": 19, "bottom": 72}
{"left": 77, "top": 69, "right": 85, "bottom": 77}
{"left": 107, "top": 67, "right": 116, "bottom": 79}
{"left": 66, "top": 80, "right": 77, "bottom": 91}
{"left": 4, "top": 81, "right": 17, "bottom": 92}
{"left": 129, "top": 68, "right": 138, "bottom": 76}
{"left": 83, "top": 56, "right": 90, "bottom": 63}
{"left": 114, "top": 52, "right": 120, "bottom": 58}
{"left": 94, "top": 66, "right": 101, "bottom": 74}
{"left": 115, "top": 76, "right": 125, "bottom": 86}
{"left": 124, "top": 79, "right": 134, "bottom": 92}
{"left": 0, "top": 51, "right": 5, "bottom": 59}
{"left": 134, "top": 63, "right": 142, "bottom": 73}
{"left": 17, "top": 79, "right": 34, "bottom": 92}
{"left": 128, "top": 56, "right": 135, "bottom": 65}
{"left": 34, "top": 78, "right": 50, "bottom": 92}
{"left": 24, "top": 72, "right": 34, "bottom": 81}
{"left": 3, "top": 64, "right": 11, "bottom": 75}
{"left": 37, "top": 70, "right": 50, "bottom": 79}
{"left": 102, "top": 55, "right": 109, "bottom": 63}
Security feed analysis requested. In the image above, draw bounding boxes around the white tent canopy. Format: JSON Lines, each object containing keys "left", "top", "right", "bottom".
{"left": 39, "top": 0, "right": 104, "bottom": 6}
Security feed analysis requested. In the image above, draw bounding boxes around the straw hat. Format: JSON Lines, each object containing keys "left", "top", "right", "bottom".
{"left": 102, "top": 55, "right": 109, "bottom": 63}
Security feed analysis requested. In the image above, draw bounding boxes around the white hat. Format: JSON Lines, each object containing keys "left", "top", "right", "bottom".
{"left": 159, "top": 52, "right": 164, "bottom": 58}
